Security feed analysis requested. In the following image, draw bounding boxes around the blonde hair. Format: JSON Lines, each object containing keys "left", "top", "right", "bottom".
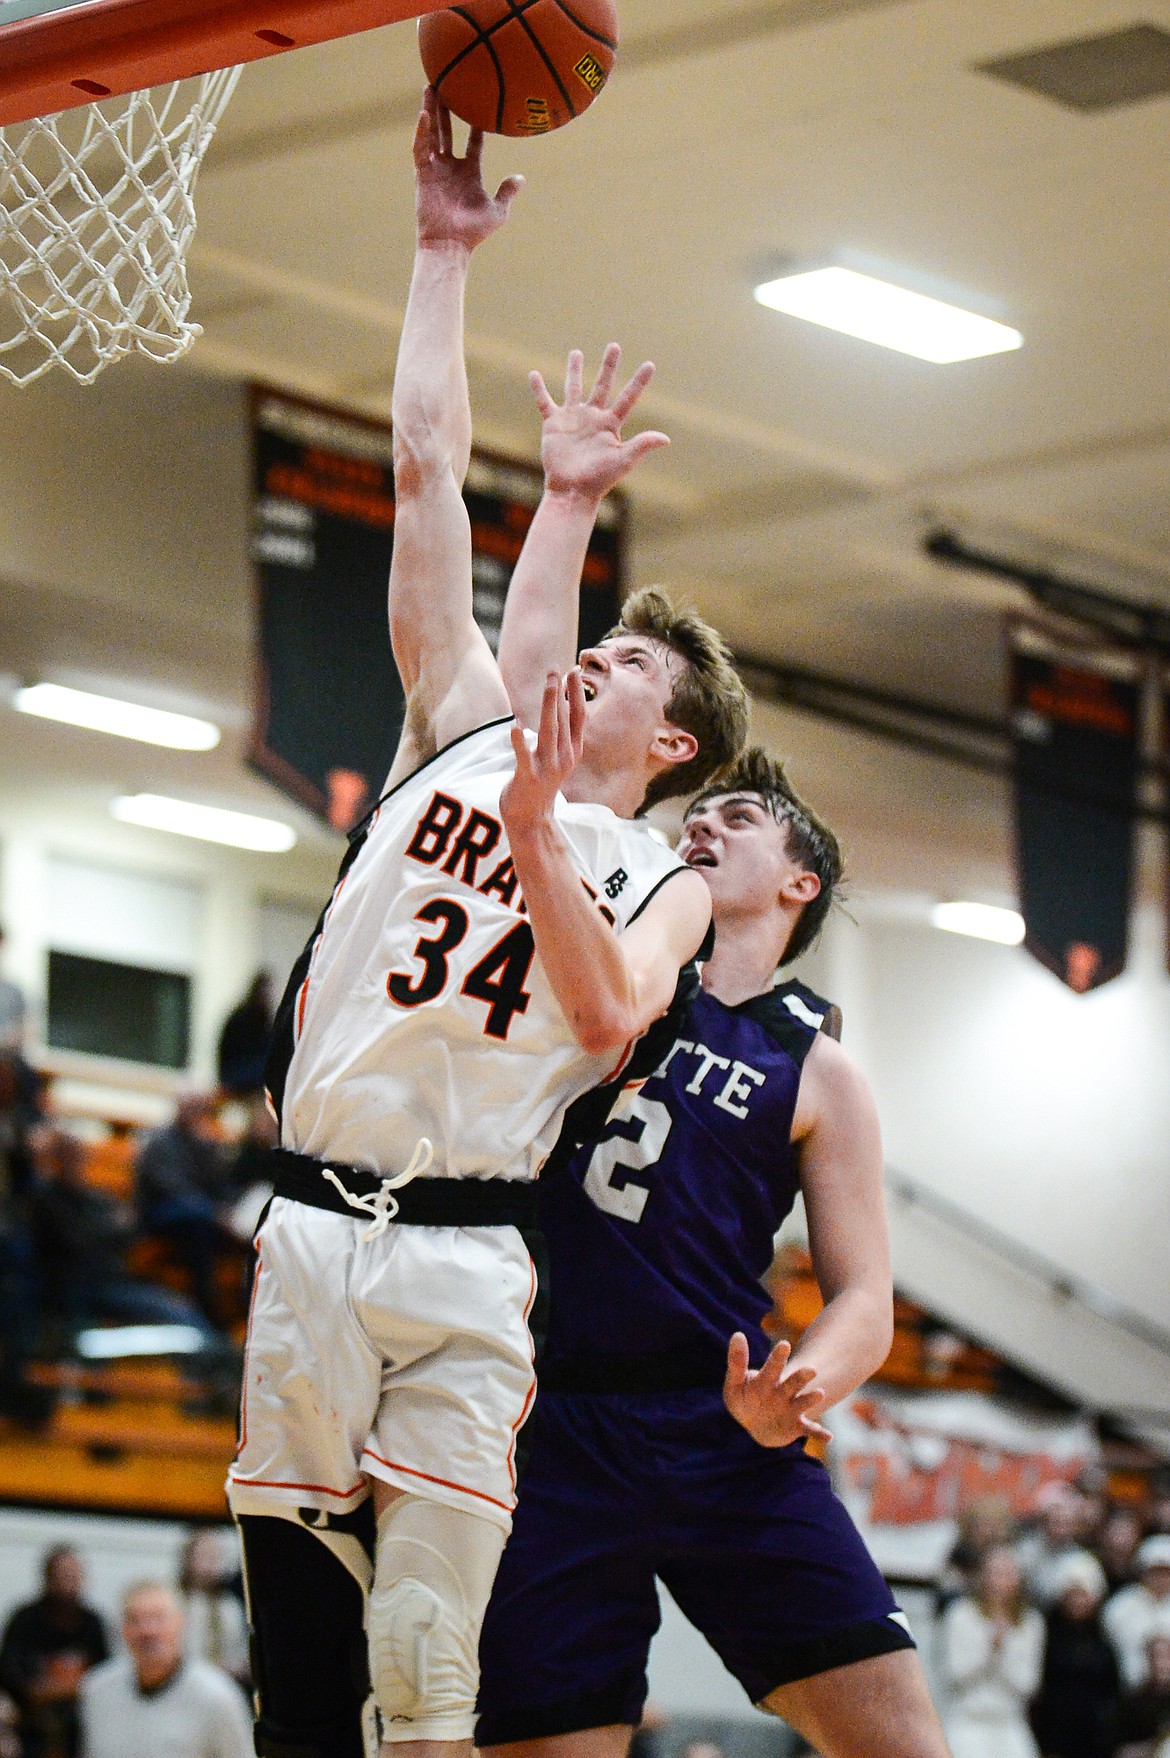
{"left": 608, "top": 588, "right": 748, "bottom": 809}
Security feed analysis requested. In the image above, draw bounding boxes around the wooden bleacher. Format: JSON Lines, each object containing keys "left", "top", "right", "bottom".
{"left": 767, "top": 1242, "right": 1000, "bottom": 1393}
{"left": 0, "top": 1089, "right": 247, "bottom": 1521}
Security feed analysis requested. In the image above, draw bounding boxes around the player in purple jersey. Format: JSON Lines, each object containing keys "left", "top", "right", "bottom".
{"left": 475, "top": 747, "right": 952, "bottom": 1758}
{"left": 473, "top": 383, "right": 950, "bottom": 1755}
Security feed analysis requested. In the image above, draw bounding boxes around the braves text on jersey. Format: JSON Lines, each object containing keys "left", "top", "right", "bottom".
{"left": 265, "top": 718, "right": 688, "bottom": 1183}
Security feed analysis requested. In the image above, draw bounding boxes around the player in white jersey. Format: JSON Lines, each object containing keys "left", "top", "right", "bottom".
{"left": 229, "top": 90, "right": 749, "bottom": 1758}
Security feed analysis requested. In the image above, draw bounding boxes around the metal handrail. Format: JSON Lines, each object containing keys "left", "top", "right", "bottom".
{"left": 886, "top": 1168, "right": 1170, "bottom": 1362}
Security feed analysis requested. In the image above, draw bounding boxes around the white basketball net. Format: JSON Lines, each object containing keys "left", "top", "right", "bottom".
{"left": 0, "top": 68, "right": 241, "bottom": 386}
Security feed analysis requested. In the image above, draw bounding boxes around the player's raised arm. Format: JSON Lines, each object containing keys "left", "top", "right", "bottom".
{"left": 501, "top": 670, "right": 710, "bottom": 1055}
{"left": 388, "top": 90, "right": 522, "bottom": 759}
{"left": 498, "top": 345, "right": 669, "bottom": 728}
{"left": 724, "top": 1033, "right": 893, "bottom": 1447}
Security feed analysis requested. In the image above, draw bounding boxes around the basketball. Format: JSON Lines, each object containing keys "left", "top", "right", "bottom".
{"left": 418, "top": 0, "right": 618, "bottom": 138}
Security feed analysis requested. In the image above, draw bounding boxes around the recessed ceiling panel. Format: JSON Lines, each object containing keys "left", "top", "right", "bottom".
{"left": 977, "top": 24, "right": 1170, "bottom": 114}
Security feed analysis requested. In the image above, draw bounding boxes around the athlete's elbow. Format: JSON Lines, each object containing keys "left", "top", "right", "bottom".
{"left": 571, "top": 1004, "right": 636, "bottom": 1058}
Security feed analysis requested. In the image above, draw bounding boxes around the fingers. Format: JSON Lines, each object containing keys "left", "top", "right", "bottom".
{"left": 761, "top": 1338, "right": 792, "bottom": 1383}
{"left": 538, "top": 671, "right": 561, "bottom": 761}
{"left": 556, "top": 673, "right": 575, "bottom": 773}
{"left": 566, "top": 666, "right": 586, "bottom": 760}
{"left": 623, "top": 430, "right": 671, "bottom": 468}
{"left": 588, "top": 342, "right": 622, "bottom": 408}
{"left": 494, "top": 173, "right": 525, "bottom": 212}
{"left": 564, "top": 348, "right": 585, "bottom": 405}
{"left": 466, "top": 125, "right": 484, "bottom": 171}
{"left": 530, "top": 370, "right": 556, "bottom": 420}
{"left": 800, "top": 1415, "right": 833, "bottom": 1443}
{"left": 724, "top": 1331, "right": 750, "bottom": 1392}
{"left": 436, "top": 96, "right": 453, "bottom": 158}
{"left": 412, "top": 99, "right": 434, "bottom": 169}
{"left": 611, "top": 359, "right": 655, "bottom": 423}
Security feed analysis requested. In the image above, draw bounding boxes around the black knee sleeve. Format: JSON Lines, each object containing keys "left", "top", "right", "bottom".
{"left": 239, "top": 1511, "right": 372, "bottom": 1758}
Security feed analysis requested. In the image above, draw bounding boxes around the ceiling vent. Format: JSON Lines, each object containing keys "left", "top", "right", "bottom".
{"left": 977, "top": 23, "right": 1170, "bottom": 112}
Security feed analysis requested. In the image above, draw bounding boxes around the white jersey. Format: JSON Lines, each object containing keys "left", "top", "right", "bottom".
{"left": 269, "top": 717, "right": 686, "bottom": 1183}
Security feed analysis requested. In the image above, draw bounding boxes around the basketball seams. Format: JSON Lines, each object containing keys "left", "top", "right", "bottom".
{"left": 545, "top": 0, "right": 616, "bottom": 52}
{"left": 422, "top": 0, "right": 615, "bottom": 135}
{"left": 504, "top": 0, "right": 578, "bottom": 121}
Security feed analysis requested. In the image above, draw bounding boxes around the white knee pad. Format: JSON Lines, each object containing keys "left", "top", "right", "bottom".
{"left": 369, "top": 1494, "right": 506, "bottom": 1744}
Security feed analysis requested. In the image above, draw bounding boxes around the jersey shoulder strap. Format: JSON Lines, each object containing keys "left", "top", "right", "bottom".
{"left": 742, "top": 977, "right": 843, "bottom": 1068}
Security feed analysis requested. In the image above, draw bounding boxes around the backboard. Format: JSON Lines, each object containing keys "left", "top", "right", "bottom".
{"left": 0, "top": 0, "right": 448, "bottom": 126}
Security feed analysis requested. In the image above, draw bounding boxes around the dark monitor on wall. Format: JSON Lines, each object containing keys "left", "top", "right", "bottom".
{"left": 47, "top": 951, "right": 191, "bottom": 1069}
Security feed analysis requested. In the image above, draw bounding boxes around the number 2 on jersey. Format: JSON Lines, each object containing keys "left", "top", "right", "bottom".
{"left": 582, "top": 1093, "right": 672, "bottom": 1223}
{"left": 387, "top": 898, "right": 536, "bottom": 1041}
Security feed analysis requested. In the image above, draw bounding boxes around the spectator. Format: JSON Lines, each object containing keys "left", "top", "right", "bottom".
{"left": 1105, "top": 1537, "right": 1170, "bottom": 1689}
{"left": 27, "top": 1127, "right": 215, "bottom": 1343}
{"left": 0, "top": 1057, "right": 40, "bottom": 1421}
{"left": 215, "top": 974, "right": 273, "bottom": 1099}
{"left": 1117, "top": 1632, "right": 1170, "bottom": 1758}
{"left": 1032, "top": 1551, "right": 1120, "bottom": 1758}
{"left": 177, "top": 1532, "right": 249, "bottom": 1689}
{"left": 0, "top": 929, "right": 26, "bottom": 1053}
{"left": 940, "top": 1544, "right": 1044, "bottom": 1758}
{"left": 1148, "top": 1477, "right": 1170, "bottom": 1539}
{"left": 0, "top": 1547, "right": 109, "bottom": 1758}
{"left": 939, "top": 1494, "right": 1016, "bottom": 1606}
{"left": 1016, "top": 1482, "right": 1088, "bottom": 1608}
{"left": 1100, "top": 1507, "right": 1147, "bottom": 1597}
{"left": 135, "top": 1094, "right": 231, "bottom": 1325}
{"left": 0, "top": 1691, "right": 21, "bottom": 1758}
{"left": 78, "top": 1581, "right": 251, "bottom": 1758}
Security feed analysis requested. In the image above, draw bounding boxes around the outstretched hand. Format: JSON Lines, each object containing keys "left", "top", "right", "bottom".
{"left": 501, "top": 669, "right": 586, "bottom": 840}
{"left": 532, "top": 344, "right": 670, "bottom": 504}
{"left": 723, "top": 1333, "right": 832, "bottom": 1448}
{"left": 413, "top": 86, "right": 524, "bottom": 251}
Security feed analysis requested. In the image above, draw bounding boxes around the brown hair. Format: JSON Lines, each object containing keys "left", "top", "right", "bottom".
{"left": 687, "top": 746, "right": 844, "bottom": 965}
{"left": 607, "top": 588, "right": 748, "bottom": 810}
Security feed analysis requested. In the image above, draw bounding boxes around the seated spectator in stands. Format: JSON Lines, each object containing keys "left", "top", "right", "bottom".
{"left": 177, "top": 1532, "right": 249, "bottom": 1689}
{"left": 0, "top": 1057, "right": 40, "bottom": 1421}
{"left": 938, "top": 1494, "right": 1017, "bottom": 1607}
{"left": 135, "top": 1094, "right": 232, "bottom": 1325}
{"left": 940, "top": 1544, "right": 1044, "bottom": 1758}
{"left": 78, "top": 1581, "right": 251, "bottom": 1758}
{"left": 1101, "top": 1507, "right": 1148, "bottom": 1597}
{"left": 0, "top": 1546, "right": 109, "bottom": 1758}
{"left": 28, "top": 1127, "right": 215, "bottom": 1344}
{"left": 1149, "top": 1477, "right": 1170, "bottom": 1540}
{"left": 0, "top": 1691, "right": 21, "bottom": 1758}
{"left": 215, "top": 973, "right": 273, "bottom": 1099}
{"left": 1116, "top": 1632, "right": 1170, "bottom": 1758}
{"left": 1032, "top": 1551, "right": 1120, "bottom": 1758}
{"left": 1016, "top": 1481, "right": 1089, "bottom": 1607}
{"left": 1105, "top": 1537, "right": 1170, "bottom": 1689}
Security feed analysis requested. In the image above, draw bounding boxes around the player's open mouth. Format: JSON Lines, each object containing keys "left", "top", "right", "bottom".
{"left": 581, "top": 680, "right": 598, "bottom": 701}
{"left": 685, "top": 849, "right": 717, "bottom": 868}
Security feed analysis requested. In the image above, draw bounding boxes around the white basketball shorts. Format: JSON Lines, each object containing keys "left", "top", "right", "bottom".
{"left": 227, "top": 1196, "right": 538, "bottom": 1531}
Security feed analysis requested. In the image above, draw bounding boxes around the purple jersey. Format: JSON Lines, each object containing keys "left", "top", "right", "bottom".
{"left": 539, "top": 978, "right": 838, "bottom": 1387}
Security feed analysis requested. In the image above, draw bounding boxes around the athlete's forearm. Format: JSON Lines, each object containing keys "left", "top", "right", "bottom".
{"left": 392, "top": 243, "right": 474, "bottom": 493}
{"left": 785, "top": 1282, "right": 893, "bottom": 1411}
{"left": 499, "top": 490, "right": 600, "bottom": 720}
{"left": 507, "top": 817, "right": 642, "bottom": 1056}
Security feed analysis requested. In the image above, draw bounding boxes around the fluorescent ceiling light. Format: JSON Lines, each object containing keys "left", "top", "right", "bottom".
{"left": 15, "top": 682, "right": 220, "bottom": 750}
{"left": 931, "top": 901, "right": 1025, "bottom": 945}
{"left": 112, "top": 794, "right": 296, "bottom": 853}
{"left": 76, "top": 1324, "right": 208, "bottom": 1359}
{"left": 754, "top": 267, "right": 1023, "bottom": 363}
